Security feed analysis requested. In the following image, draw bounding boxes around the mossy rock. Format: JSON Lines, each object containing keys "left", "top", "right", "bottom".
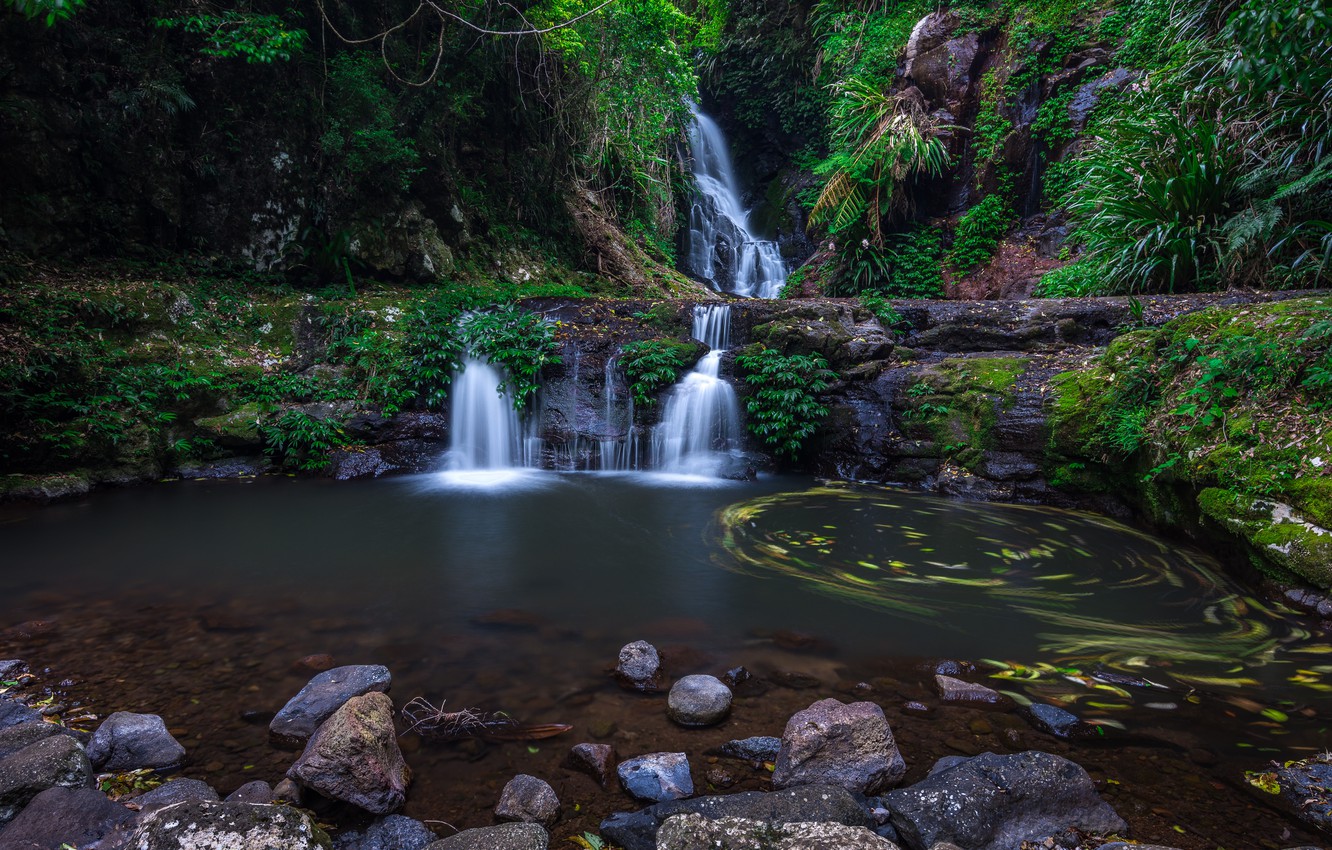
{"left": 898, "top": 357, "right": 1027, "bottom": 473}
{"left": 1198, "top": 487, "right": 1332, "bottom": 589}
{"left": 194, "top": 404, "right": 265, "bottom": 448}
{"left": 0, "top": 471, "right": 93, "bottom": 503}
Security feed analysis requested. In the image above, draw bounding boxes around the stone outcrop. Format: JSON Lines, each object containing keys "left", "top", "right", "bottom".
{"left": 288, "top": 692, "right": 411, "bottom": 814}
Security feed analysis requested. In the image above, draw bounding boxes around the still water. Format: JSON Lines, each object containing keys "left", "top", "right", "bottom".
{"left": 0, "top": 473, "right": 1326, "bottom": 844}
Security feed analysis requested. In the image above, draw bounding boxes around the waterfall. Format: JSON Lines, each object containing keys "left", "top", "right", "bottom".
{"left": 446, "top": 356, "right": 525, "bottom": 473}
{"left": 651, "top": 305, "right": 743, "bottom": 476}
{"left": 683, "top": 102, "right": 788, "bottom": 299}
{"left": 598, "top": 353, "right": 639, "bottom": 472}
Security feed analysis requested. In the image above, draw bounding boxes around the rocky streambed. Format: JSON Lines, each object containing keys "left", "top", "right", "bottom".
{"left": 0, "top": 619, "right": 1329, "bottom": 850}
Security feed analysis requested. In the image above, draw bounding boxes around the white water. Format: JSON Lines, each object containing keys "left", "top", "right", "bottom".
{"left": 683, "top": 103, "right": 787, "bottom": 298}
{"left": 443, "top": 356, "right": 535, "bottom": 486}
{"left": 651, "top": 305, "right": 743, "bottom": 476}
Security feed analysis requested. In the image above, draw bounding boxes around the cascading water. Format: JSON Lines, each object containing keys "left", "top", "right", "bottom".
{"left": 683, "top": 102, "right": 787, "bottom": 298}
{"left": 446, "top": 356, "right": 522, "bottom": 472}
{"left": 652, "top": 305, "right": 743, "bottom": 476}
{"left": 598, "top": 354, "right": 639, "bottom": 472}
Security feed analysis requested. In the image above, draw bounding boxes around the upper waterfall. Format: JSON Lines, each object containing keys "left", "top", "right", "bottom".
{"left": 682, "top": 103, "right": 788, "bottom": 299}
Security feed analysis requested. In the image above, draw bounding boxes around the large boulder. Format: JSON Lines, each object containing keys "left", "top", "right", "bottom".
{"left": 124, "top": 800, "right": 332, "bottom": 849}
{"left": 334, "top": 814, "right": 437, "bottom": 850}
{"left": 617, "top": 752, "right": 693, "bottom": 803}
{"left": 0, "top": 722, "right": 64, "bottom": 762}
{"left": 667, "top": 675, "right": 732, "bottom": 727}
{"left": 0, "top": 734, "right": 93, "bottom": 825}
{"left": 494, "top": 774, "right": 560, "bottom": 827}
{"left": 0, "top": 698, "right": 43, "bottom": 732}
{"left": 87, "top": 712, "right": 187, "bottom": 772}
{"left": 0, "top": 786, "right": 135, "bottom": 850}
{"left": 656, "top": 814, "right": 900, "bottom": 850}
{"left": 270, "top": 664, "right": 392, "bottom": 746}
{"left": 601, "top": 785, "right": 873, "bottom": 850}
{"left": 772, "top": 699, "right": 907, "bottom": 795}
{"left": 425, "top": 823, "right": 548, "bottom": 850}
{"left": 884, "top": 751, "right": 1127, "bottom": 850}
{"left": 288, "top": 691, "right": 411, "bottom": 814}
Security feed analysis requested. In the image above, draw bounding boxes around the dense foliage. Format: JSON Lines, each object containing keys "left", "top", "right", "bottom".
{"left": 734, "top": 346, "right": 835, "bottom": 458}
{"left": 619, "top": 340, "right": 702, "bottom": 407}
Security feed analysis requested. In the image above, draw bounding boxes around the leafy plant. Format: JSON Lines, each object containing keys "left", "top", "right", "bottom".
{"left": 259, "top": 410, "right": 344, "bottom": 471}
{"left": 858, "top": 290, "right": 903, "bottom": 329}
{"left": 735, "top": 347, "right": 835, "bottom": 459}
{"left": 619, "top": 340, "right": 699, "bottom": 407}
{"left": 154, "top": 10, "right": 308, "bottom": 63}
{"left": 947, "top": 193, "right": 1014, "bottom": 275}
{"left": 457, "top": 306, "right": 561, "bottom": 409}
{"left": 3, "top": 0, "right": 83, "bottom": 26}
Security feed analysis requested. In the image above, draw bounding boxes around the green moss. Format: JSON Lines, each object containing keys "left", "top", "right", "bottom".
{"left": 900, "top": 357, "right": 1028, "bottom": 472}
{"left": 1198, "top": 487, "right": 1332, "bottom": 587}
{"left": 194, "top": 403, "right": 265, "bottom": 446}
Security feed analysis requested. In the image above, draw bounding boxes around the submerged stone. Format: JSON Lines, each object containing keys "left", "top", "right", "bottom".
{"left": 270, "top": 664, "right": 392, "bottom": 746}
{"left": 494, "top": 774, "right": 560, "bottom": 827}
{"left": 615, "top": 641, "right": 664, "bottom": 692}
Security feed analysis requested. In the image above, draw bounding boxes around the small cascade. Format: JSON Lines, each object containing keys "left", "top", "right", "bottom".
{"left": 683, "top": 102, "right": 787, "bottom": 299}
{"left": 446, "top": 355, "right": 542, "bottom": 477}
{"left": 598, "top": 353, "right": 639, "bottom": 472}
{"left": 652, "top": 305, "right": 743, "bottom": 476}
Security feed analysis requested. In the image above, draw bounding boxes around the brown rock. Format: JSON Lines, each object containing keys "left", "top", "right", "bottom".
{"left": 288, "top": 692, "right": 411, "bottom": 814}
{"left": 562, "top": 742, "right": 615, "bottom": 787}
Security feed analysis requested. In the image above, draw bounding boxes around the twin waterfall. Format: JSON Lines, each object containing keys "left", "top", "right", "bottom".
{"left": 682, "top": 103, "right": 787, "bottom": 299}
{"left": 445, "top": 306, "right": 744, "bottom": 480}
{"left": 446, "top": 104, "right": 764, "bottom": 480}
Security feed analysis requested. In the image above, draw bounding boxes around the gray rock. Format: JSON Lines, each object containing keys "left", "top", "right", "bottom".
{"left": 885, "top": 751, "right": 1127, "bottom": 850}
{"left": 772, "top": 699, "right": 907, "bottom": 795}
{"left": 132, "top": 778, "right": 219, "bottom": 813}
{"left": 495, "top": 774, "right": 560, "bottom": 827}
{"left": 124, "top": 800, "right": 332, "bottom": 849}
{"left": 614, "top": 641, "right": 663, "bottom": 692}
{"left": 334, "top": 814, "right": 437, "bottom": 850}
{"left": 562, "top": 743, "right": 615, "bottom": 787}
{"left": 601, "top": 785, "right": 873, "bottom": 850}
{"left": 426, "top": 823, "right": 548, "bottom": 850}
{"left": 716, "top": 736, "right": 782, "bottom": 763}
{"left": 927, "top": 756, "right": 970, "bottom": 776}
{"left": 270, "top": 664, "right": 392, "bottom": 746}
{"left": 225, "top": 780, "right": 274, "bottom": 804}
{"left": 1277, "top": 753, "right": 1332, "bottom": 831}
{"left": 618, "top": 752, "right": 693, "bottom": 803}
{"left": 667, "top": 675, "right": 732, "bottom": 727}
{"left": 87, "top": 712, "right": 186, "bottom": 772}
{"left": 934, "top": 675, "right": 1008, "bottom": 708}
{"left": 0, "top": 698, "right": 42, "bottom": 732}
{"left": 0, "top": 722, "right": 64, "bottom": 762}
{"left": 656, "top": 814, "right": 900, "bottom": 850}
{"left": 0, "top": 661, "right": 24, "bottom": 680}
{"left": 0, "top": 734, "right": 93, "bottom": 825}
{"left": 0, "top": 785, "right": 134, "bottom": 849}
{"left": 288, "top": 692, "right": 410, "bottom": 814}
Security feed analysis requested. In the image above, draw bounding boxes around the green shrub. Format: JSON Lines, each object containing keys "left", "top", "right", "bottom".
{"left": 457, "top": 305, "right": 561, "bottom": 409}
{"left": 947, "top": 194, "right": 1014, "bottom": 274}
{"left": 735, "top": 347, "right": 835, "bottom": 459}
{"left": 259, "top": 410, "right": 344, "bottom": 471}
{"left": 619, "top": 340, "right": 700, "bottom": 407}
{"left": 1035, "top": 260, "right": 1106, "bottom": 297}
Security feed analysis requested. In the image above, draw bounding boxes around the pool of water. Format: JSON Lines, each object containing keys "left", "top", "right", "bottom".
{"left": 0, "top": 473, "right": 1327, "bottom": 846}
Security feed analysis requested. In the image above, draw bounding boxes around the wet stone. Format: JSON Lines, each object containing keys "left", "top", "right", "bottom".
{"left": 425, "top": 822, "right": 548, "bottom": 850}
{"left": 334, "top": 814, "right": 437, "bottom": 850}
{"left": 667, "top": 675, "right": 732, "bottom": 727}
{"left": 1021, "top": 703, "right": 1100, "bottom": 742}
{"left": 614, "top": 641, "right": 664, "bottom": 693}
{"left": 772, "top": 699, "right": 907, "bottom": 795}
{"left": 902, "top": 701, "right": 934, "bottom": 717}
{"left": 618, "top": 752, "right": 693, "bottom": 803}
{"left": 1277, "top": 753, "right": 1332, "bottom": 831}
{"left": 270, "top": 664, "right": 392, "bottom": 747}
{"left": 87, "top": 711, "right": 186, "bottom": 772}
{"left": 0, "top": 697, "right": 43, "bottom": 732}
{"left": 935, "top": 675, "right": 1009, "bottom": 708}
{"left": 704, "top": 766, "right": 736, "bottom": 789}
{"left": 0, "top": 734, "right": 94, "bottom": 825}
{"left": 289, "top": 692, "right": 410, "bottom": 814}
{"left": 0, "top": 786, "right": 135, "bottom": 850}
{"left": 126, "top": 800, "right": 332, "bottom": 849}
{"left": 562, "top": 743, "right": 615, "bottom": 787}
{"left": 226, "top": 780, "right": 274, "bottom": 804}
{"left": 715, "top": 736, "right": 782, "bottom": 764}
{"left": 133, "top": 778, "right": 221, "bottom": 813}
{"left": 656, "top": 814, "right": 901, "bottom": 850}
{"left": 495, "top": 774, "right": 560, "bottom": 827}
{"left": 0, "top": 721, "right": 65, "bottom": 761}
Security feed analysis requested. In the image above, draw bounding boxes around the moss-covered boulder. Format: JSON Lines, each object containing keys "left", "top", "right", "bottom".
{"left": 1198, "top": 489, "right": 1332, "bottom": 588}
{"left": 194, "top": 404, "right": 265, "bottom": 448}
